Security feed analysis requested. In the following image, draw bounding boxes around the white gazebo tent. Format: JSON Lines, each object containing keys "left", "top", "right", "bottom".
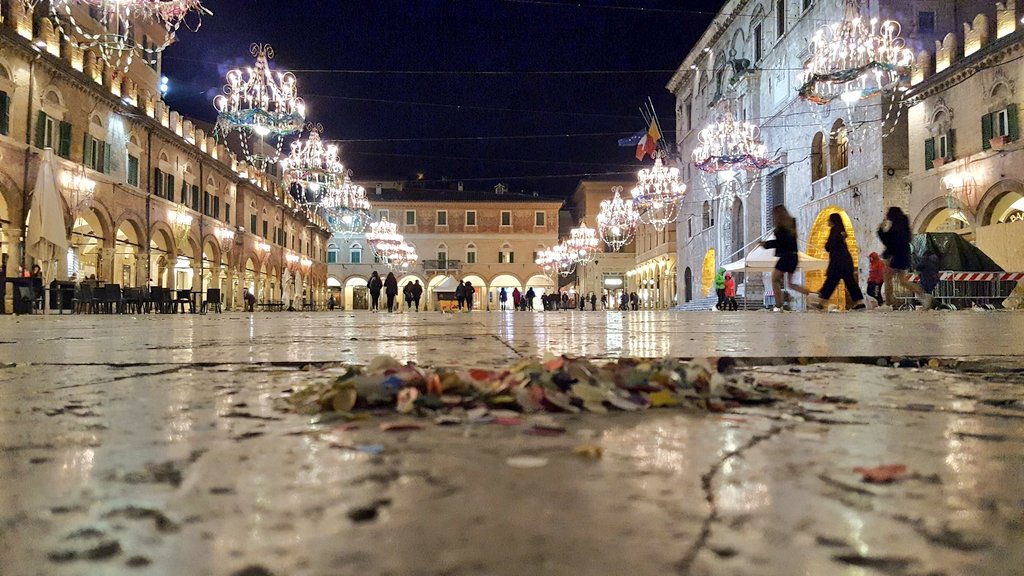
{"left": 722, "top": 245, "right": 828, "bottom": 273}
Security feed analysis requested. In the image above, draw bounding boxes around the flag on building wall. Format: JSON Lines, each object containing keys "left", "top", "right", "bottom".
{"left": 635, "top": 121, "right": 661, "bottom": 160}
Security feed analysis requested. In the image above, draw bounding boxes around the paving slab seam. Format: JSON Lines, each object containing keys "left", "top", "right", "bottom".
{"left": 675, "top": 423, "right": 791, "bottom": 574}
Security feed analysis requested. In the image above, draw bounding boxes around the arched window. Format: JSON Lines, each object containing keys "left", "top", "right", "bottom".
{"left": 465, "top": 243, "right": 477, "bottom": 265}
{"left": 702, "top": 200, "right": 712, "bottom": 229}
{"left": 811, "top": 131, "right": 826, "bottom": 181}
{"left": 829, "top": 119, "right": 848, "bottom": 172}
{"left": 436, "top": 242, "right": 448, "bottom": 266}
{"left": 731, "top": 199, "right": 745, "bottom": 256}
{"left": 327, "top": 243, "right": 338, "bottom": 264}
{"left": 498, "top": 242, "right": 514, "bottom": 264}
{"left": 349, "top": 243, "right": 362, "bottom": 264}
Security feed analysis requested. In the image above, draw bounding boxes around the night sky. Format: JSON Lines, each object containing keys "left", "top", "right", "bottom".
{"left": 162, "top": 1, "right": 724, "bottom": 198}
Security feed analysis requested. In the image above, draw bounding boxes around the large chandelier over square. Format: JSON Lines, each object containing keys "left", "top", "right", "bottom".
{"left": 565, "top": 223, "right": 600, "bottom": 265}
{"left": 692, "top": 100, "right": 772, "bottom": 203}
{"left": 798, "top": 0, "right": 914, "bottom": 112}
{"left": 631, "top": 153, "right": 686, "bottom": 232}
{"left": 536, "top": 244, "right": 577, "bottom": 278}
{"left": 321, "top": 172, "right": 372, "bottom": 240}
{"left": 281, "top": 124, "right": 343, "bottom": 208}
{"left": 365, "top": 217, "right": 403, "bottom": 258}
{"left": 214, "top": 43, "right": 305, "bottom": 170}
{"left": 45, "top": 0, "right": 207, "bottom": 71}
{"left": 596, "top": 186, "right": 639, "bottom": 251}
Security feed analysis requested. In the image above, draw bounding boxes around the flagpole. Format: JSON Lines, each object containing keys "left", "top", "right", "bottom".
{"left": 647, "top": 97, "right": 670, "bottom": 157}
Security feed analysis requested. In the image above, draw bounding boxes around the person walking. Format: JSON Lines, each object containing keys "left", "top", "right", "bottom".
{"left": 499, "top": 287, "right": 508, "bottom": 310}
{"left": 559, "top": 291, "right": 568, "bottom": 310}
{"left": 244, "top": 288, "right": 256, "bottom": 312}
{"left": 589, "top": 292, "right": 597, "bottom": 311}
{"left": 368, "top": 271, "right": 383, "bottom": 312}
{"left": 808, "top": 213, "right": 866, "bottom": 310}
{"left": 464, "top": 280, "right": 474, "bottom": 311}
{"left": 403, "top": 282, "right": 414, "bottom": 312}
{"left": 328, "top": 294, "right": 336, "bottom": 311}
{"left": 724, "top": 272, "right": 738, "bottom": 311}
{"left": 412, "top": 280, "right": 423, "bottom": 311}
{"left": 620, "top": 292, "right": 629, "bottom": 311}
{"left": 866, "top": 252, "right": 885, "bottom": 306}
{"left": 511, "top": 287, "right": 521, "bottom": 311}
{"left": 762, "top": 205, "right": 811, "bottom": 311}
{"left": 714, "top": 267, "right": 727, "bottom": 310}
{"left": 878, "top": 207, "right": 931, "bottom": 309}
{"left": 525, "top": 287, "right": 535, "bottom": 310}
{"left": 455, "top": 280, "right": 466, "bottom": 310}
{"left": 384, "top": 272, "right": 398, "bottom": 313}
{"left": 578, "top": 293, "right": 585, "bottom": 311}
{"left": 630, "top": 291, "right": 639, "bottom": 310}
{"left": 917, "top": 249, "right": 941, "bottom": 307}
{"left": 600, "top": 293, "right": 607, "bottom": 310}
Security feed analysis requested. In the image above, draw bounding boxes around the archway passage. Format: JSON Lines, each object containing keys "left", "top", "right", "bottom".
{"left": 150, "top": 228, "right": 174, "bottom": 288}
{"left": 924, "top": 208, "right": 970, "bottom": 233}
{"left": 700, "top": 248, "right": 716, "bottom": 298}
{"left": 71, "top": 208, "right": 107, "bottom": 281}
{"left": 489, "top": 273, "right": 522, "bottom": 309}
{"left": 344, "top": 276, "right": 368, "bottom": 310}
{"left": 980, "top": 183, "right": 1024, "bottom": 225}
{"left": 684, "top": 267, "right": 693, "bottom": 302}
{"left": 806, "top": 206, "right": 859, "bottom": 309}
{"left": 114, "top": 220, "right": 144, "bottom": 287}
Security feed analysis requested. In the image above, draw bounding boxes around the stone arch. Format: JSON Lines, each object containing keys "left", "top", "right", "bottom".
{"left": 829, "top": 118, "right": 848, "bottom": 172}
{"left": 344, "top": 274, "right": 369, "bottom": 310}
{"left": 113, "top": 217, "right": 145, "bottom": 287}
{"left": 913, "top": 196, "right": 970, "bottom": 232}
{"left": 806, "top": 206, "right": 859, "bottom": 309}
{"left": 976, "top": 179, "right": 1024, "bottom": 225}
{"left": 684, "top": 266, "right": 693, "bottom": 302}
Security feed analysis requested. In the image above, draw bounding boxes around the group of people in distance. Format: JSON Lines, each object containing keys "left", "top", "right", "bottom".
{"left": 764, "top": 204, "right": 934, "bottom": 312}
{"left": 357, "top": 270, "right": 423, "bottom": 313}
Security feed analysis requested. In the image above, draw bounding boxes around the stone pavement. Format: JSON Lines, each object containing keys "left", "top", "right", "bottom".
{"left": 1, "top": 311, "right": 1023, "bottom": 576}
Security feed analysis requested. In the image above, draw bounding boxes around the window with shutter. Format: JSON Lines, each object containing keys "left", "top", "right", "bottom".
{"left": 153, "top": 168, "right": 163, "bottom": 197}
{"left": 225, "top": 204, "right": 231, "bottom": 224}
{"left": 982, "top": 113, "right": 994, "bottom": 150}
{"left": 0, "top": 92, "right": 9, "bottom": 136}
{"left": 1007, "top": 104, "right": 1019, "bottom": 141}
{"left": 250, "top": 214, "right": 257, "bottom": 234}
{"left": 58, "top": 121, "right": 72, "bottom": 158}
{"left": 35, "top": 111, "right": 47, "bottom": 148}
{"left": 945, "top": 130, "right": 956, "bottom": 161}
{"left": 127, "top": 155, "right": 139, "bottom": 186}
{"left": 83, "top": 134, "right": 94, "bottom": 168}
{"left": 102, "top": 142, "right": 111, "bottom": 174}
{"left": 180, "top": 182, "right": 188, "bottom": 204}
{"left": 192, "top": 185, "right": 199, "bottom": 211}
{"left": 166, "top": 175, "right": 175, "bottom": 200}
{"left": 214, "top": 196, "right": 220, "bottom": 219}
{"left": 924, "top": 138, "right": 935, "bottom": 170}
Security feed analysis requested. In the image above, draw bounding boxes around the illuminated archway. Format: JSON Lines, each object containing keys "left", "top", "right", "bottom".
{"left": 344, "top": 276, "right": 368, "bottom": 310}
{"left": 806, "top": 206, "right": 858, "bottom": 309}
{"left": 114, "top": 219, "right": 144, "bottom": 287}
{"left": 700, "top": 248, "right": 716, "bottom": 298}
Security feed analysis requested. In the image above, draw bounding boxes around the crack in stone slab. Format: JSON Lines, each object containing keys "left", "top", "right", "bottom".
{"left": 675, "top": 424, "right": 789, "bottom": 574}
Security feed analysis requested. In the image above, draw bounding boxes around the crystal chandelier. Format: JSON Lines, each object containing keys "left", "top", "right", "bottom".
{"left": 536, "top": 244, "right": 577, "bottom": 277}
{"left": 281, "top": 124, "right": 343, "bottom": 208}
{"left": 60, "top": 165, "right": 96, "bottom": 228}
{"left": 799, "top": 0, "right": 914, "bottom": 113}
{"left": 565, "top": 223, "right": 600, "bottom": 265}
{"left": 596, "top": 186, "right": 639, "bottom": 251}
{"left": 214, "top": 44, "right": 305, "bottom": 170}
{"left": 321, "top": 172, "right": 372, "bottom": 240}
{"left": 365, "top": 217, "right": 403, "bottom": 259}
{"left": 631, "top": 153, "right": 686, "bottom": 232}
{"left": 387, "top": 242, "right": 419, "bottom": 270}
{"left": 46, "top": 0, "right": 207, "bottom": 71}
{"left": 692, "top": 100, "right": 772, "bottom": 203}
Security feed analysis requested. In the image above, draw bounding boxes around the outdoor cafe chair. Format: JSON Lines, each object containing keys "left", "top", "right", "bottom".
{"left": 202, "top": 288, "right": 222, "bottom": 314}
{"left": 174, "top": 289, "right": 194, "bottom": 314}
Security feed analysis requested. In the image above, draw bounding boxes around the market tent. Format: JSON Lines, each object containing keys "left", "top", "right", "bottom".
{"left": 433, "top": 276, "right": 460, "bottom": 292}
{"left": 722, "top": 244, "right": 828, "bottom": 273}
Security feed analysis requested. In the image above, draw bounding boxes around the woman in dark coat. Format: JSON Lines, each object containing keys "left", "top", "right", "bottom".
{"left": 878, "top": 206, "right": 930, "bottom": 308}
{"left": 463, "top": 280, "right": 474, "bottom": 311}
{"left": 368, "top": 271, "right": 383, "bottom": 312}
{"left": 384, "top": 272, "right": 399, "bottom": 312}
{"left": 761, "top": 205, "right": 810, "bottom": 311}
{"left": 808, "top": 213, "right": 866, "bottom": 310}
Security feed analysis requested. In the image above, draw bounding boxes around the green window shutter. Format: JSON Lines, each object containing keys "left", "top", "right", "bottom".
{"left": 945, "top": 130, "right": 956, "bottom": 161}
{"left": 192, "top": 185, "right": 199, "bottom": 210}
{"left": 35, "top": 111, "right": 47, "bottom": 148}
{"left": 924, "top": 138, "right": 935, "bottom": 170}
{"left": 154, "top": 168, "right": 163, "bottom": 197}
{"left": 0, "top": 92, "right": 9, "bottom": 136}
{"left": 982, "top": 113, "right": 993, "bottom": 150}
{"left": 179, "top": 182, "right": 187, "bottom": 204}
{"left": 214, "top": 196, "right": 220, "bottom": 219}
{"left": 103, "top": 142, "right": 111, "bottom": 174}
{"left": 166, "top": 175, "right": 175, "bottom": 200}
{"left": 83, "top": 134, "right": 94, "bottom": 168}
{"left": 509, "top": 252, "right": 515, "bottom": 264}
{"left": 225, "top": 204, "right": 231, "bottom": 224}
{"left": 58, "top": 121, "right": 72, "bottom": 158}
{"left": 127, "top": 155, "right": 139, "bottom": 186}
{"left": 250, "top": 214, "right": 257, "bottom": 234}
{"left": 1007, "top": 103, "right": 1019, "bottom": 142}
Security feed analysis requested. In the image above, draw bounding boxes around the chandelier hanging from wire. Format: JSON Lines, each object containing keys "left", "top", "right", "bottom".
{"left": 565, "top": 223, "right": 600, "bottom": 265}
{"left": 535, "top": 244, "right": 577, "bottom": 278}
{"left": 692, "top": 100, "right": 772, "bottom": 204}
{"left": 45, "top": 0, "right": 208, "bottom": 71}
{"left": 631, "top": 153, "right": 686, "bottom": 232}
{"left": 321, "top": 172, "right": 372, "bottom": 240}
{"left": 365, "top": 217, "right": 403, "bottom": 258}
{"left": 281, "top": 123, "right": 343, "bottom": 208}
{"left": 214, "top": 43, "right": 305, "bottom": 170}
{"left": 596, "top": 186, "right": 640, "bottom": 251}
{"left": 387, "top": 241, "right": 419, "bottom": 270}
{"left": 798, "top": 0, "right": 914, "bottom": 133}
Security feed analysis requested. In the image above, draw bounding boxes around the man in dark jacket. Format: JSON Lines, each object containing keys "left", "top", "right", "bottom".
{"left": 384, "top": 272, "right": 399, "bottom": 313}
{"left": 368, "top": 271, "right": 383, "bottom": 312}
{"left": 464, "top": 281, "right": 474, "bottom": 311}
{"left": 525, "top": 287, "right": 535, "bottom": 310}
{"left": 412, "top": 280, "right": 423, "bottom": 311}
{"left": 455, "top": 281, "right": 465, "bottom": 310}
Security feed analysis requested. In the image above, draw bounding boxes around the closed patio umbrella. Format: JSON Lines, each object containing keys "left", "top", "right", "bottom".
{"left": 26, "top": 150, "right": 69, "bottom": 305}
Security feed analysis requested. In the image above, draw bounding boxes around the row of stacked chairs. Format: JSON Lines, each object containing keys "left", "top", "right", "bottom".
{"left": 73, "top": 285, "right": 222, "bottom": 314}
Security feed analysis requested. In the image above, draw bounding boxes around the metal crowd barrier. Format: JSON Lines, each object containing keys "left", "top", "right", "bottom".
{"left": 895, "top": 272, "right": 1023, "bottom": 310}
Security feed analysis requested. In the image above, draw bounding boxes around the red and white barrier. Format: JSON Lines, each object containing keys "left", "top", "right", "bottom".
{"left": 906, "top": 272, "right": 1024, "bottom": 282}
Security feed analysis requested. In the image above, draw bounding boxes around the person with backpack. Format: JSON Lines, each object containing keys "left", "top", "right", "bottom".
{"left": 525, "top": 287, "right": 535, "bottom": 310}
{"left": 714, "top": 267, "right": 727, "bottom": 310}
{"left": 455, "top": 280, "right": 466, "bottom": 310}
{"left": 368, "top": 271, "right": 383, "bottom": 312}
{"left": 878, "top": 207, "right": 931, "bottom": 309}
{"left": 499, "top": 287, "right": 508, "bottom": 310}
{"left": 464, "top": 280, "right": 475, "bottom": 311}
{"left": 384, "top": 272, "right": 399, "bottom": 313}
{"left": 724, "top": 272, "right": 738, "bottom": 311}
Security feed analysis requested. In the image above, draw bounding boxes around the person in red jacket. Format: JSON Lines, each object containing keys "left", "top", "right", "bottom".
{"left": 723, "top": 272, "right": 738, "bottom": 311}
{"left": 867, "top": 252, "right": 885, "bottom": 305}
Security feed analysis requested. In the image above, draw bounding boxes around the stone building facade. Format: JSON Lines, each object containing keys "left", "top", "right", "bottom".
{"left": 667, "top": 0, "right": 995, "bottom": 308}
{"left": 0, "top": 1, "right": 331, "bottom": 311}
{"left": 904, "top": 1, "right": 1024, "bottom": 270}
{"left": 326, "top": 185, "right": 562, "bottom": 310}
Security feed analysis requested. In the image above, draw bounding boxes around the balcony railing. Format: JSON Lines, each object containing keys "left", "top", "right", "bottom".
{"left": 421, "top": 259, "right": 463, "bottom": 272}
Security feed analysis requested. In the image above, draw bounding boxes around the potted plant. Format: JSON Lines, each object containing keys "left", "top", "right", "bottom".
{"left": 989, "top": 135, "right": 1008, "bottom": 149}
{"left": 932, "top": 157, "right": 946, "bottom": 168}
